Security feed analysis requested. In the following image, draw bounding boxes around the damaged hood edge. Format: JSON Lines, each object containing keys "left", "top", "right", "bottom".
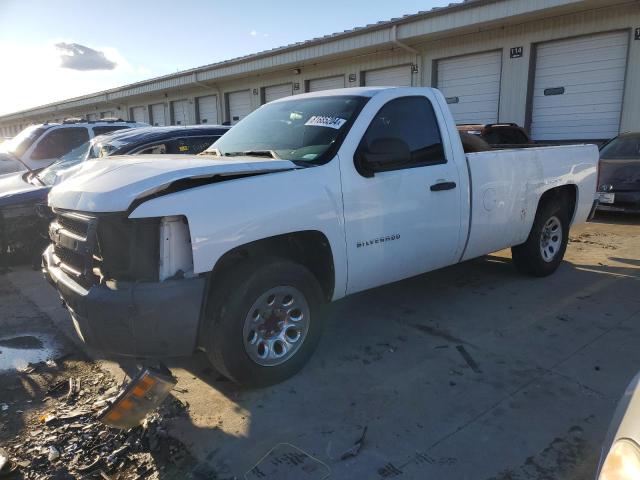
{"left": 48, "top": 155, "right": 300, "bottom": 213}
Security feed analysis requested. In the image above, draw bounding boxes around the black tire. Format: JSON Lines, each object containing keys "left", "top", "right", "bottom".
{"left": 204, "top": 256, "right": 325, "bottom": 387}
{"left": 511, "top": 198, "right": 570, "bottom": 277}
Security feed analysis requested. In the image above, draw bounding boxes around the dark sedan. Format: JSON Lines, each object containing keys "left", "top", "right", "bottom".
{"left": 0, "top": 125, "right": 230, "bottom": 266}
{"left": 597, "top": 132, "right": 640, "bottom": 213}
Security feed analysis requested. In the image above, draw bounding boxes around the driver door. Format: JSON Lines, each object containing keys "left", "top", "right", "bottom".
{"left": 341, "top": 94, "right": 463, "bottom": 294}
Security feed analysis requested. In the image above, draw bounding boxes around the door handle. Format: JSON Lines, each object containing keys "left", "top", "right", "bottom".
{"left": 430, "top": 181, "right": 457, "bottom": 192}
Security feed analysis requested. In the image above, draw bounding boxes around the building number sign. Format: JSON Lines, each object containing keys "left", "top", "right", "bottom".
{"left": 510, "top": 46, "right": 524, "bottom": 58}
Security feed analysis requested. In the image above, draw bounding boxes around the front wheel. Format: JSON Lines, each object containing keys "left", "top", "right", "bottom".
{"left": 511, "top": 200, "right": 570, "bottom": 277}
{"left": 204, "top": 257, "right": 325, "bottom": 387}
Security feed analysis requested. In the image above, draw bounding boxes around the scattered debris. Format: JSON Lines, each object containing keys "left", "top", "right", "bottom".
{"left": 340, "top": 426, "right": 368, "bottom": 461}
{"left": 456, "top": 345, "right": 482, "bottom": 373}
{"left": 67, "top": 377, "right": 80, "bottom": 401}
{"left": 3, "top": 362, "right": 201, "bottom": 479}
{"left": 0, "top": 448, "right": 17, "bottom": 477}
{"left": 98, "top": 365, "right": 177, "bottom": 429}
{"left": 47, "top": 446, "right": 60, "bottom": 461}
{"left": 0, "top": 404, "right": 8, "bottom": 412}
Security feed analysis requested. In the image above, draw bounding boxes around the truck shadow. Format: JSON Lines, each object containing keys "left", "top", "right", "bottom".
{"left": 109, "top": 252, "right": 640, "bottom": 478}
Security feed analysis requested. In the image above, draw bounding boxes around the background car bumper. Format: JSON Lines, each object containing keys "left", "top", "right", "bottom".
{"left": 42, "top": 245, "right": 205, "bottom": 358}
{"left": 596, "top": 191, "right": 640, "bottom": 213}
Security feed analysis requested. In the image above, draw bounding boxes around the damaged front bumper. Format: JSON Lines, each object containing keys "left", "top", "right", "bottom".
{"left": 42, "top": 244, "right": 205, "bottom": 358}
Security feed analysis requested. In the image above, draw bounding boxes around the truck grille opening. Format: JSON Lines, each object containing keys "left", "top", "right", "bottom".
{"left": 53, "top": 244, "right": 85, "bottom": 276}
{"left": 49, "top": 210, "right": 160, "bottom": 286}
{"left": 50, "top": 210, "right": 98, "bottom": 287}
{"left": 56, "top": 214, "right": 90, "bottom": 238}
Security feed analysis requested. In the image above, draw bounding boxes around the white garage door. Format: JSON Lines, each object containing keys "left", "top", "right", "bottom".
{"left": 437, "top": 51, "right": 502, "bottom": 124}
{"left": 307, "top": 75, "right": 345, "bottom": 92}
{"left": 131, "top": 106, "right": 147, "bottom": 123}
{"left": 228, "top": 90, "right": 251, "bottom": 124}
{"left": 172, "top": 100, "right": 189, "bottom": 125}
{"left": 87, "top": 113, "right": 98, "bottom": 121}
{"left": 531, "top": 31, "right": 629, "bottom": 141}
{"left": 264, "top": 84, "right": 292, "bottom": 103}
{"left": 197, "top": 95, "right": 218, "bottom": 124}
{"left": 364, "top": 65, "right": 412, "bottom": 87}
{"left": 151, "top": 103, "right": 167, "bottom": 126}
{"left": 100, "top": 111, "right": 115, "bottom": 119}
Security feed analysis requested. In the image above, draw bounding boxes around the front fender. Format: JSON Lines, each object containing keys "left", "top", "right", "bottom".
{"left": 129, "top": 161, "right": 347, "bottom": 299}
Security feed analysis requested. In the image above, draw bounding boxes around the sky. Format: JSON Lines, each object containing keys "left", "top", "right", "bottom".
{"left": 0, "top": 0, "right": 453, "bottom": 115}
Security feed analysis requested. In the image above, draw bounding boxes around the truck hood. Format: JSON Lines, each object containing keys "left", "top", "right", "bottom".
{"left": 48, "top": 155, "right": 299, "bottom": 212}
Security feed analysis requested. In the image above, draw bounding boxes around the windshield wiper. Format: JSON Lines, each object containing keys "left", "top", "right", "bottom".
{"left": 223, "top": 150, "right": 280, "bottom": 159}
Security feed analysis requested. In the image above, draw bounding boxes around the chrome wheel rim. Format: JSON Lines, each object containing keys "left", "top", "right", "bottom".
{"left": 540, "top": 216, "right": 562, "bottom": 263}
{"left": 242, "top": 286, "right": 310, "bottom": 367}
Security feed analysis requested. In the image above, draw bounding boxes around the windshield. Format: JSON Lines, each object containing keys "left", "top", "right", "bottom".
{"left": 205, "top": 95, "right": 368, "bottom": 162}
{"left": 36, "top": 140, "right": 92, "bottom": 186}
{"left": 0, "top": 153, "right": 27, "bottom": 175}
{"left": 600, "top": 136, "right": 640, "bottom": 160}
{"left": 0, "top": 125, "right": 49, "bottom": 157}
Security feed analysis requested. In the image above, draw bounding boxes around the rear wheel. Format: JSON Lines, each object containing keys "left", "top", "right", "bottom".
{"left": 204, "top": 257, "right": 325, "bottom": 387}
{"left": 511, "top": 199, "right": 569, "bottom": 277}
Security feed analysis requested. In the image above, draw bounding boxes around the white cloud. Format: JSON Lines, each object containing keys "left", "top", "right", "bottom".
{"left": 249, "top": 30, "right": 270, "bottom": 38}
{"left": 56, "top": 42, "right": 117, "bottom": 71}
{"left": 0, "top": 41, "right": 151, "bottom": 115}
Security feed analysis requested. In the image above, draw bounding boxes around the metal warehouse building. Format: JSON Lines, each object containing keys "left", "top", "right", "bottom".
{"left": 2, "top": 0, "right": 639, "bottom": 142}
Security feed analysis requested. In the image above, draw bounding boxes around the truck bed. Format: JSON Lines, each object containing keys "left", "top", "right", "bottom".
{"left": 461, "top": 144, "right": 599, "bottom": 261}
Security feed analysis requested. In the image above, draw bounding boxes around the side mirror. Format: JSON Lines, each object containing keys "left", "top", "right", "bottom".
{"left": 355, "top": 137, "right": 411, "bottom": 177}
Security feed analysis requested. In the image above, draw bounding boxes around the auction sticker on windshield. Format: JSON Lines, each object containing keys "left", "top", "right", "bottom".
{"left": 305, "top": 116, "right": 347, "bottom": 129}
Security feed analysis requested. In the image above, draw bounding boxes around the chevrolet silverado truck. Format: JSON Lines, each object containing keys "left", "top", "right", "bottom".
{"left": 42, "top": 87, "right": 599, "bottom": 386}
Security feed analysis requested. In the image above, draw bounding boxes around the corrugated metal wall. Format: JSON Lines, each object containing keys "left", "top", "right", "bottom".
{"left": 1, "top": 1, "right": 638, "bottom": 139}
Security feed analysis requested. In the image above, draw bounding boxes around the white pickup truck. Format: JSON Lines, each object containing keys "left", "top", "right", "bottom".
{"left": 43, "top": 87, "right": 599, "bottom": 386}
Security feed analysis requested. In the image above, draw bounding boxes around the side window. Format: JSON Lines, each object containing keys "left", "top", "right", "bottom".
{"left": 358, "top": 96, "right": 445, "bottom": 175}
{"left": 92, "top": 126, "right": 130, "bottom": 136}
{"left": 30, "top": 128, "right": 90, "bottom": 160}
{"left": 168, "top": 136, "right": 219, "bottom": 155}
{"left": 136, "top": 143, "right": 167, "bottom": 155}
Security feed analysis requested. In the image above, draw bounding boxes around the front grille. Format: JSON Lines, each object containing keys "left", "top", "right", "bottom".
{"left": 53, "top": 244, "right": 85, "bottom": 275}
{"left": 49, "top": 211, "right": 160, "bottom": 285}
{"left": 57, "top": 214, "right": 90, "bottom": 238}
{"left": 50, "top": 210, "right": 98, "bottom": 286}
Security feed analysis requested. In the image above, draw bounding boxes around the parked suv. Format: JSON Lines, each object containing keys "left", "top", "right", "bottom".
{"left": 0, "top": 119, "right": 147, "bottom": 172}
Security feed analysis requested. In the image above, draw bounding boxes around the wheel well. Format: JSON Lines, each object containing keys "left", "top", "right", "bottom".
{"left": 209, "top": 231, "right": 335, "bottom": 302}
{"left": 537, "top": 185, "right": 577, "bottom": 223}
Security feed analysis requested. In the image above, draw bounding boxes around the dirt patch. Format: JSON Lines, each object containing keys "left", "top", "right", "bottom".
{"left": 486, "top": 420, "right": 592, "bottom": 480}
